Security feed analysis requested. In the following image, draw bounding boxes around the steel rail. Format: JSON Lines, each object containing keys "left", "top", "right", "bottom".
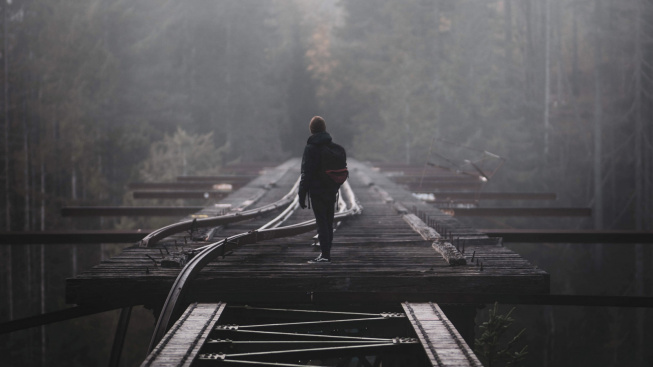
{"left": 216, "top": 329, "right": 391, "bottom": 342}
{"left": 148, "top": 180, "right": 361, "bottom": 352}
{"left": 139, "top": 179, "right": 300, "bottom": 247}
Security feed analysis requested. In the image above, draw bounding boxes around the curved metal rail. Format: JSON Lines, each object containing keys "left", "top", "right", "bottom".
{"left": 148, "top": 180, "right": 362, "bottom": 352}
{"left": 139, "top": 179, "right": 301, "bottom": 247}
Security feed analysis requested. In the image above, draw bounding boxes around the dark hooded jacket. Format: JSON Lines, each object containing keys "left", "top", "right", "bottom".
{"left": 299, "top": 131, "right": 338, "bottom": 202}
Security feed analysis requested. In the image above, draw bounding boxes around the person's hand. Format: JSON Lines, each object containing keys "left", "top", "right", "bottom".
{"left": 299, "top": 199, "right": 306, "bottom": 209}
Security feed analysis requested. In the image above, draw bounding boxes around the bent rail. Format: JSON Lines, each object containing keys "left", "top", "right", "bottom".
{"left": 139, "top": 179, "right": 300, "bottom": 247}
{"left": 147, "top": 180, "right": 361, "bottom": 352}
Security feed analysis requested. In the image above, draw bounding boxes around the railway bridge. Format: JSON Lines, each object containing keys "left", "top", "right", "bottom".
{"left": 61, "top": 158, "right": 548, "bottom": 366}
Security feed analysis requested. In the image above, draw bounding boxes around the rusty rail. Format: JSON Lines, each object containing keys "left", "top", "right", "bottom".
{"left": 148, "top": 180, "right": 361, "bottom": 352}
{"left": 138, "top": 179, "right": 300, "bottom": 247}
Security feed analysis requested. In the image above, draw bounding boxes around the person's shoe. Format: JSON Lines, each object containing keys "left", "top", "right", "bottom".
{"left": 308, "top": 255, "right": 331, "bottom": 264}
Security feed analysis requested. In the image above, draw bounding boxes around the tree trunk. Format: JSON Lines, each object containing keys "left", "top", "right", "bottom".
{"left": 504, "top": 0, "right": 513, "bottom": 87}
{"left": 543, "top": 0, "right": 551, "bottom": 158}
{"left": 40, "top": 158, "right": 46, "bottom": 367}
{"left": 40, "top": 243, "right": 46, "bottom": 367}
{"left": 3, "top": 0, "right": 10, "bottom": 232}
{"left": 633, "top": 0, "right": 644, "bottom": 364}
{"left": 24, "top": 118, "right": 30, "bottom": 231}
{"left": 571, "top": 3, "right": 579, "bottom": 96}
{"left": 592, "top": 0, "right": 603, "bottom": 272}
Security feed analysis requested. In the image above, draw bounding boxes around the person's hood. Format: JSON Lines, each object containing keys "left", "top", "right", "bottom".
{"left": 307, "top": 131, "right": 332, "bottom": 146}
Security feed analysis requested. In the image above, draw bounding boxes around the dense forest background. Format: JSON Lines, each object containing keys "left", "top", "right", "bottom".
{"left": 0, "top": 0, "right": 652, "bottom": 366}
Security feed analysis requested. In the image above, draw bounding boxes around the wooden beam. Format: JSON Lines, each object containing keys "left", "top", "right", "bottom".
{"left": 482, "top": 229, "right": 653, "bottom": 243}
{"left": 404, "top": 302, "right": 482, "bottom": 367}
{"left": 0, "top": 230, "right": 150, "bottom": 244}
{"left": 403, "top": 181, "right": 484, "bottom": 190}
{"left": 61, "top": 206, "right": 204, "bottom": 217}
{"left": 176, "top": 175, "right": 256, "bottom": 183}
{"left": 142, "top": 303, "right": 226, "bottom": 367}
{"left": 189, "top": 292, "right": 653, "bottom": 308}
{"left": 128, "top": 182, "right": 240, "bottom": 190}
{"left": 423, "top": 192, "right": 557, "bottom": 201}
{"left": 391, "top": 176, "right": 482, "bottom": 183}
{"left": 132, "top": 190, "right": 229, "bottom": 200}
{"left": 443, "top": 207, "right": 591, "bottom": 217}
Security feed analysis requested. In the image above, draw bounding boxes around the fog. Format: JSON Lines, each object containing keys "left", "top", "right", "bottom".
{"left": 1, "top": 0, "right": 652, "bottom": 365}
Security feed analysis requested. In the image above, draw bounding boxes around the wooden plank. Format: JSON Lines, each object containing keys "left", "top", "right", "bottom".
{"left": 133, "top": 191, "right": 229, "bottom": 200}
{"left": 443, "top": 207, "right": 591, "bottom": 217}
{"left": 427, "top": 192, "right": 557, "bottom": 201}
{"left": 61, "top": 207, "right": 205, "bottom": 217}
{"left": 403, "top": 302, "right": 483, "bottom": 367}
{"left": 176, "top": 175, "right": 256, "bottom": 183}
{"left": 142, "top": 302, "right": 226, "bottom": 367}
{"left": 481, "top": 229, "right": 653, "bottom": 243}
{"left": 0, "top": 230, "right": 149, "bottom": 244}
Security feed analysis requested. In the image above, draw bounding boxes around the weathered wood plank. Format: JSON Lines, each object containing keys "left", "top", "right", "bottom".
{"left": 403, "top": 302, "right": 483, "bottom": 367}
{"left": 142, "top": 303, "right": 226, "bottom": 367}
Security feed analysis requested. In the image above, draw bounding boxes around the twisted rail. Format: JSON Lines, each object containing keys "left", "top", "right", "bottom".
{"left": 148, "top": 180, "right": 362, "bottom": 351}
{"left": 139, "top": 179, "right": 301, "bottom": 247}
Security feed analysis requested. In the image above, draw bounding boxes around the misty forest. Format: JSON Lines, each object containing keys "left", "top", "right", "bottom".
{"left": 1, "top": 0, "right": 652, "bottom": 366}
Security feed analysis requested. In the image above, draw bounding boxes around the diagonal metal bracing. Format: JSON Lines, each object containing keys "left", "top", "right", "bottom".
{"left": 238, "top": 317, "right": 393, "bottom": 329}
{"left": 193, "top": 304, "right": 424, "bottom": 366}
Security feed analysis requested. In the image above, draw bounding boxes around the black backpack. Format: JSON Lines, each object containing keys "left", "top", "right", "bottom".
{"left": 320, "top": 142, "right": 348, "bottom": 186}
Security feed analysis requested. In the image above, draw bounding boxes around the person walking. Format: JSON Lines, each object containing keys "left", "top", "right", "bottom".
{"left": 298, "top": 116, "right": 347, "bottom": 263}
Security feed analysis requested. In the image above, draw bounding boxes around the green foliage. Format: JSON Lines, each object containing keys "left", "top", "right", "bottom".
{"left": 475, "top": 303, "right": 528, "bottom": 367}
{"left": 139, "top": 127, "right": 222, "bottom": 182}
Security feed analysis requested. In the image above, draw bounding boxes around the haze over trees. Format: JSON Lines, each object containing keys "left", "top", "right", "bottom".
{"left": 1, "top": 0, "right": 652, "bottom": 366}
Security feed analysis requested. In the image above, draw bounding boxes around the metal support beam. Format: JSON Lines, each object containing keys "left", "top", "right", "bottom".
{"left": 108, "top": 306, "right": 132, "bottom": 367}
{"left": 0, "top": 304, "right": 129, "bottom": 334}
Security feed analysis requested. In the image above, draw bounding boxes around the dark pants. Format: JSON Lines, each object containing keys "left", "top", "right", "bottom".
{"left": 311, "top": 194, "right": 336, "bottom": 259}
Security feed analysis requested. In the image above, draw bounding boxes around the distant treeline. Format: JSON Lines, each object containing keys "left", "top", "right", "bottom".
{"left": 0, "top": 1, "right": 652, "bottom": 365}
{"left": 0, "top": 0, "right": 651, "bottom": 232}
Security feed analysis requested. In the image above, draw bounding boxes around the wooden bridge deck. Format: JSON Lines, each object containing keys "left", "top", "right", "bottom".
{"left": 66, "top": 159, "right": 549, "bottom": 308}
{"left": 143, "top": 302, "right": 483, "bottom": 367}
